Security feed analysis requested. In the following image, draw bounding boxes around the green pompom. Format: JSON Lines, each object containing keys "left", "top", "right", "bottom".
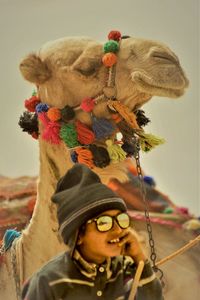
{"left": 163, "top": 207, "right": 174, "bottom": 214}
{"left": 60, "top": 124, "right": 80, "bottom": 148}
{"left": 103, "top": 40, "right": 119, "bottom": 53}
{"left": 32, "top": 89, "right": 37, "bottom": 96}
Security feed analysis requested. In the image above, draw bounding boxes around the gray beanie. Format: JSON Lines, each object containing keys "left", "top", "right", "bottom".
{"left": 52, "top": 164, "right": 127, "bottom": 244}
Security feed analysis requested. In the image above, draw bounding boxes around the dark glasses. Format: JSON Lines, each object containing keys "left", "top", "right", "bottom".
{"left": 87, "top": 212, "right": 130, "bottom": 232}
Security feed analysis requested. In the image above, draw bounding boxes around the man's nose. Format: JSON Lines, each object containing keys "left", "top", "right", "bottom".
{"left": 112, "top": 219, "right": 123, "bottom": 233}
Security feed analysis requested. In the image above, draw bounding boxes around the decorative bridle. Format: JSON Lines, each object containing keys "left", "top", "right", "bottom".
{"left": 19, "top": 30, "right": 164, "bottom": 170}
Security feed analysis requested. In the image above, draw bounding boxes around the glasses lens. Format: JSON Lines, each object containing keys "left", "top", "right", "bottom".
{"left": 117, "top": 213, "right": 130, "bottom": 229}
{"left": 97, "top": 216, "right": 113, "bottom": 232}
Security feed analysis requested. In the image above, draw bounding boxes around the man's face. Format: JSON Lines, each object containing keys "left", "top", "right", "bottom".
{"left": 78, "top": 209, "right": 129, "bottom": 264}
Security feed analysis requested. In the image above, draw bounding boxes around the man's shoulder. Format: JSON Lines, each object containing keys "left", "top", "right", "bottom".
{"left": 35, "top": 251, "right": 71, "bottom": 278}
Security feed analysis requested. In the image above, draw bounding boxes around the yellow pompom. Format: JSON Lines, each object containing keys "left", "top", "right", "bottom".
{"left": 102, "top": 53, "right": 117, "bottom": 67}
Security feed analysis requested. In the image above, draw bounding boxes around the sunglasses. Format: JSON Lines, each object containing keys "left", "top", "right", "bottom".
{"left": 87, "top": 212, "right": 130, "bottom": 232}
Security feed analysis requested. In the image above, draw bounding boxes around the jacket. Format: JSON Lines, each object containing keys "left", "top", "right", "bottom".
{"left": 22, "top": 250, "right": 163, "bottom": 300}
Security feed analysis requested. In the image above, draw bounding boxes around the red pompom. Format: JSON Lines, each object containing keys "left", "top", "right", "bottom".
{"left": 24, "top": 96, "right": 41, "bottom": 112}
{"left": 80, "top": 97, "right": 95, "bottom": 112}
{"left": 108, "top": 30, "right": 121, "bottom": 41}
{"left": 31, "top": 132, "right": 39, "bottom": 139}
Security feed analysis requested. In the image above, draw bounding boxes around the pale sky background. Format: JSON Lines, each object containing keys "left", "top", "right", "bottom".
{"left": 0, "top": 0, "right": 199, "bottom": 214}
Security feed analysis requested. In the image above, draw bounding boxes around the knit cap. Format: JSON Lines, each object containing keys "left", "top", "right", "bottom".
{"left": 52, "top": 164, "right": 127, "bottom": 244}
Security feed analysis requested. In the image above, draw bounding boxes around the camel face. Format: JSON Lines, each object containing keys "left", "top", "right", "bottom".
{"left": 20, "top": 36, "right": 189, "bottom": 111}
{"left": 118, "top": 38, "right": 189, "bottom": 100}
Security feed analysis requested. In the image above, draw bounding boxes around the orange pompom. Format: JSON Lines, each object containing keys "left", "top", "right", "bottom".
{"left": 47, "top": 107, "right": 61, "bottom": 121}
{"left": 102, "top": 53, "right": 117, "bottom": 67}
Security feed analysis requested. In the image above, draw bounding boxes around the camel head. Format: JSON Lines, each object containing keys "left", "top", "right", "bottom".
{"left": 18, "top": 33, "right": 189, "bottom": 177}
{"left": 19, "top": 35, "right": 189, "bottom": 112}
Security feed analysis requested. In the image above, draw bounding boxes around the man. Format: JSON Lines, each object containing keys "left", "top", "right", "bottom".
{"left": 22, "top": 164, "right": 163, "bottom": 300}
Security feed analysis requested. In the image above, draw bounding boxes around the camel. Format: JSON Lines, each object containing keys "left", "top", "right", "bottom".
{"left": 1, "top": 33, "right": 198, "bottom": 300}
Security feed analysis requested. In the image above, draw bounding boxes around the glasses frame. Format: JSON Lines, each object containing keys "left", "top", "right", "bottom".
{"left": 87, "top": 212, "right": 130, "bottom": 232}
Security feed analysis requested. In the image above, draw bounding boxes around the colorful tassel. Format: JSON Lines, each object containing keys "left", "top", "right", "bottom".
{"left": 2, "top": 229, "right": 21, "bottom": 251}
{"left": 42, "top": 121, "right": 61, "bottom": 144}
{"left": 60, "top": 123, "right": 80, "bottom": 148}
{"left": 92, "top": 116, "right": 115, "bottom": 139}
{"left": 24, "top": 95, "right": 40, "bottom": 112}
{"left": 75, "top": 147, "right": 94, "bottom": 169}
{"left": 107, "top": 100, "right": 139, "bottom": 130}
{"left": 35, "top": 103, "right": 49, "bottom": 114}
{"left": 137, "top": 130, "right": 165, "bottom": 152}
{"left": 38, "top": 112, "right": 49, "bottom": 127}
{"left": 76, "top": 120, "right": 95, "bottom": 145}
{"left": 117, "top": 119, "right": 135, "bottom": 140}
{"left": 38, "top": 112, "right": 61, "bottom": 144}
{"left": 121, "top": 141, "right": 137, "bottom": 157}
{"left": 135, "top": 110, "right": 150, "bottom": 127}
{"left": 105, "top": 139, "right": 126, "bottom": 163}
{"left": 18, "top": 111, "right": 39, "bottom": 137}
{"left": 80, "top": 97, "right": 95, "bottom": 112}
{"left": 47, "top": 107, "right": 61, "bottom": 121}
{"left": 61, "top": 105, "right": 75, "bottom": 122}
{"left": 89, "top": 144, "right": 110, "bottom": 168}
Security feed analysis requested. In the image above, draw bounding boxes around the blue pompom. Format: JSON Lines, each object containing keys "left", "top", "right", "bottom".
{"left": 92, "top": 117, "right": 115, "bottom": 139}
{"left": 3, "top": 229, "right": 21, "bottom": 251}
{"left": 143, "top": 176, "right": 156, "bottom": 187}
{"left": 35, "top": 103, "right": 49, "bottom": 114}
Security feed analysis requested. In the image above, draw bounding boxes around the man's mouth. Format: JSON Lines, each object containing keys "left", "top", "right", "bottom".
{"left": 108, "top": 238, "right": 120, "bottom": 244}
{"left": 108, "top": 234, "right": 126, "bottom": 244}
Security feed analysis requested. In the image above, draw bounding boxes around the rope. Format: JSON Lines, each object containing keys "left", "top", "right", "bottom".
{"left": 128, "top": 260, "right": 145, "bottom": 300}
{"left": 156, "top": 234, "right": 200, "bottom": 267}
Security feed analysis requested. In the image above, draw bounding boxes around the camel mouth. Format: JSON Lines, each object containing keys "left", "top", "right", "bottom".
{"left": 131, "top": 71, "right": 189, "bottom": 98}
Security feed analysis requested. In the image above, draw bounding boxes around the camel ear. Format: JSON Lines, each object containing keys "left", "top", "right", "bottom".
{"left": 72, "top": 44, "right": 102, "bottom": 76}
{"left": 19, "top": 53, "right": 52, "bottom": 84}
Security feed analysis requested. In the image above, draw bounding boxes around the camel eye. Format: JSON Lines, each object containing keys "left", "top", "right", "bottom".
{"left": 76, "top": 67, "right": 96, "bottom": 76}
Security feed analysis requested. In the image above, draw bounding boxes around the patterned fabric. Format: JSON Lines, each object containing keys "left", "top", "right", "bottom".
{"left": 0, "top": 176, "right": 36, "bottom": 241}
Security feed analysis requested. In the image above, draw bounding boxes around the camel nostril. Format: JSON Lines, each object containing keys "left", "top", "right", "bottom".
{"left": 151, "top": 52, "right": 179, "bottom": 64}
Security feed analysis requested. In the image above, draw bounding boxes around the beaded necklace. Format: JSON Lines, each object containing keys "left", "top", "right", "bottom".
{"left": 19, "top": 30, "right": 164, "bottom": 169}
